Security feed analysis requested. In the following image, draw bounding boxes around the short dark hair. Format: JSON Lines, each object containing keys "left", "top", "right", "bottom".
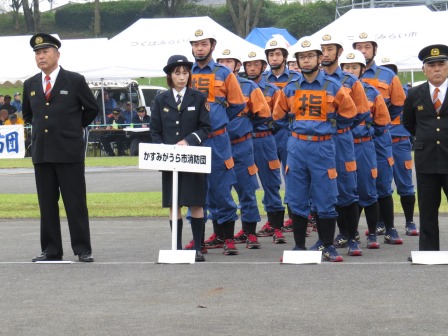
{"left": 166, "top": 65, "right": 192, "bottom": 89}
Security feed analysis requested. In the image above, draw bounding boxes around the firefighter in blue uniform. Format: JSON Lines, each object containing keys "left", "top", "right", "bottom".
{"left": 376, "top": 56, "right": 418, "bottom": 236}
{"left": 340, "top": 50, "right": 392, "bottom": 249}
{"left": 273, "top": 37, "right": 357, "bottom": 262}
{"left": 353, "top": 32, "right": 405, "bottom": 245}
{"left": 189, "top": 29, "right": 246, "bottom": 255}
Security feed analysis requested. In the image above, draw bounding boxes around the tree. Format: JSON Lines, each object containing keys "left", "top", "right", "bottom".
{"left": 93, "top": 0, "right": 100, "bottom": 36}
{"left": 10, "top": 0, "right": 22, "bottom": 30}
{"left": 225, "top": 0, "right": 263, "bottom": 38}
{"left": 159, "top": 0, "right": 193, "bottom": 17}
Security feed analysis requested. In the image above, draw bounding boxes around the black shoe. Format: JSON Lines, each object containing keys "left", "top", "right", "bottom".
{"left": 78, "top": 252, "right": 94, "bottom": 262}
{"left": 195, "top": 251, "right": 205, "bottom": 262}
{"left": 407, "top": 256, "right": 412, "bottom": 262}
{"left": 32, "top": 253, "right": 62, "bottom": 262}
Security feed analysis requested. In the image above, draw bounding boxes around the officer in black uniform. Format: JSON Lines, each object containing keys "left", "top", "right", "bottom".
{"left": 403, "top": 44, "right": 448, "bottom": 251}
{"left": 22, "top": 33, "right": 99, "bottom": 262}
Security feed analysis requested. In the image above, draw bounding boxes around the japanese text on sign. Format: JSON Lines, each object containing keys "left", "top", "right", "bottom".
{"left": 0, "top": 125, "right": 25, "bottom": 159}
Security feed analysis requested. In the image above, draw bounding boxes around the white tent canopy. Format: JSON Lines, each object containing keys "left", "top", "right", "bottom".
{"left": 1, "top": 17, "right": 258, "bottom": 83}
{"left": 107, "top": 16, "right": 258, "bottom": 78}
{"left": 0, "top": 35, "right": 112, "bottom": 84}
{"left": 311, "top": 6, "right": 447, "bottom": 71}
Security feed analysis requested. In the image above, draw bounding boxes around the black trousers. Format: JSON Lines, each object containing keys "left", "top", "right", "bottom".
{"left": 416, "top": 172, "right": 448, "bottom": 251}
{"left": 34, "top": 162, "right": 92, "bottom": 257}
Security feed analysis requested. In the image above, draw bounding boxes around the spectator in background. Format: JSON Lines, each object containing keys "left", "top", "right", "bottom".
{"left": 128, "top": 105, "right": 151, "bottom": 156}
{"left": 0, "top": 95, "right": 4, "bottom": 105}
{"left": 4, "top": 113, "right": 24, "bottom": 125}
{"left": 121, "top": 101, "right": 136, "bottom": 124}
{"left": 0, "top": 95, "right": 18, "bottom": 115}
{"left": 100, "top": 108, "right": 127, "bottom": 156}
{"left": 0, "top": 108, "right": 8, "bottom": 125}
{"left": 103, "top": 91, "right": 117, "bottom": 115}
{"left": 11, "top": 92, "right": 22, "bottom": 112}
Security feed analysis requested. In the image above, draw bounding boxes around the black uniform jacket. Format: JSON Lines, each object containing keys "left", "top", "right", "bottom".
{"left": 150, "top": 87, "right": 211, "bottom": 146}
{"left": 403, "top": 81, "right": 448, "bottom": 174}
{"left": 132, "top": 114, "right": 151, "bottom": 127}
{"left": 22, "top": 67, "right": 99, "bottom": 163}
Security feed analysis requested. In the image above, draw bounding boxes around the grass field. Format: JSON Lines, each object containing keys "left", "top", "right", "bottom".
{"left": 2, "top": 156, "right": 446, "bottom": 219}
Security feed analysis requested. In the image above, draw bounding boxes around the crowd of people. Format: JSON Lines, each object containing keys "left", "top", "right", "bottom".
{"left": 152, "top": 28, "right": 448, "bottom": 263}
{"left": 6, "top": 30, "right": 448, "bottom": 264}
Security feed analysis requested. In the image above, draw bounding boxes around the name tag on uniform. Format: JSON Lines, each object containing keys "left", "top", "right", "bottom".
{"left": 417, "top": 105, "right": 424, "bottom": 111}
{"left": 188, "top": 106, "right": 196, "bottom": 111}
{"left": 163, "top": 107, "right": 169, "bottom": 113}
{"left": 31, "top": 91, "right": 35, "bottom": 96}
{"left": 60, "top": 90, "right": 68, "bottom": 95}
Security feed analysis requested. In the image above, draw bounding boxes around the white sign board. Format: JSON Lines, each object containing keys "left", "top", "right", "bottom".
{"left": 282, "top": 251, "right": 322, "bottom": 265}
{"left": 411, "top": 251, "right": 448, "bottom": 265}
{"left": 139, "top": 143, "right": 211, "bottom": 173}
{"left": 0, "top": 125, "right": 26, "bottom": 159}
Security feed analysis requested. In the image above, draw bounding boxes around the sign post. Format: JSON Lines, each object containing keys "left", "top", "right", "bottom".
{"left": 139, "top": 143, "right": 211, "bottom": 264}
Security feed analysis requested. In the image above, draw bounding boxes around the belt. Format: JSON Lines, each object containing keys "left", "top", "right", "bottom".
{"left": 291, "top": 132, "right": 332, "bottom": 142}
{"left": 337, "top": 127, "right": 350, "bottom": 134}
{"left": 231, "top": 133, "right": 252, "bottom": 145}
{"left": 253, "top": 131, "right": 273, "bottom": 138}
{"left": 208, "top": 127, "right": 226, "bottom": 138}
{"left": 392, "top": 136, "right": 409, "bottom": 143}
{"left": 353, "top": 136, "right": 372, "bottom": 144}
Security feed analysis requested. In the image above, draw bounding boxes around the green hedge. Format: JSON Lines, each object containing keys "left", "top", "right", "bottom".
{"left": 55, "top": 1, "right": 160, "bottom": 33}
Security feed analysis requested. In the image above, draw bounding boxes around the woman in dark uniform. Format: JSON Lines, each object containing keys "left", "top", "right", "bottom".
{"left": 150, "top": 55, "right": 211, "bottom": 262}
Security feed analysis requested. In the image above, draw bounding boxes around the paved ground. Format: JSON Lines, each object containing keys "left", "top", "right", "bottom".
{"left": 1, "top": 167, "right": 447, "bottom": 335}
{"left": 1, "top": 215, "right": 448, "bottom": 336}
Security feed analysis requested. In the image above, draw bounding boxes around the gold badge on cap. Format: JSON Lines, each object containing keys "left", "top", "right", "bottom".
{"left": 270, "top": 40, "right": 278, "bottom": 47}
{"left": 223, "top": 49, "right": 231, "bottom": 55}
{"left": 248, "top": 51, "right": 256, "bottom": 58}
{"left": 381, "top": 57, "right": 390, "bottom": 63}
{"left": 347, "top": 53, "right": 355, "bottom": 59}
{"left": 359, "top": 32, "right": 368, "bottom": 39}
{"left": 322, "top": 34, "right": 332, "bottom": 41}
{"left": 431, "top": 48, "right": 440, "bottom": 56}
{"left": 195, "top": 29, "right": 203, "bottom": 37}
{"left": 301, "top": 40, "right": 311, "bottom": 48}
{"left": 35, "top": 36, "right": 43, "bottom": 45}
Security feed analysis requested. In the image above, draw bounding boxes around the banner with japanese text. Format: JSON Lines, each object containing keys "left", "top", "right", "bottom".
{"left": 0, "top": 125, "right": 26, "bottom": 159}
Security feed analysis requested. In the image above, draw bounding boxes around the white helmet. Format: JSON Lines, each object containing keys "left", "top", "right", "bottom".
{"left": 319, "top": 33, "right": 343, "bottom": 48}
{"left": 215, "top": 46, "right": 241, "bottom": 64}
{"left": 241, "top": 48, "right": 267, "bottom": 64}
{"left": 352, "top": 32, "right": 377, "bottom": 49}
{"left": 264, "top": 37, "right": 290, "bottom": 55}
{"left": 290, "top": 36, "right": 322, "bottom": 58}
{"left": 376, "top": 55, "right": 398, "bottom": 74}
{"left": 339, "top": 50, "right": 366, "bottom": 67}
{"left": 189, "top": 28, "right": 216, "bottom": 44}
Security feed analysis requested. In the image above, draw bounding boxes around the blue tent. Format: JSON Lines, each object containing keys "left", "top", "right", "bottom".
{"left": 245, "top": 27, "right": 297, "bottom": 48}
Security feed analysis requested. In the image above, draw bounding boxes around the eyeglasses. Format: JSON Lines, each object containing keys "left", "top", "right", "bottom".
{"left": 298, "top": 54, "right": 318, "bottom": 61}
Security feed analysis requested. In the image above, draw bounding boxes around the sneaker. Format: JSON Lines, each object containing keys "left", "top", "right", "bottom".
{"left": 366, "top": 234, "right": 380, "bottom": 249}
{"left": 183, "top": 240, "right": 207, "bottom": 254}
{"left": 322, "top": 245, "right": 344, "bottom": 262}
{"left": 257, "top": 222, "right": 274, "bottom": 237}
{"left": 282, "top": 218, "right": 293, "bottom": 232}
{"left": 333, "top": 233, "right": 348, "bottom": 248}
{"left": 384, "top": 227, "right": 404, "bottom": 244}
{"left": 309, "top": 239, "right": 324, "bottom": 251}
{"left": 273, "top": 228, "right": 286, "bottom": 244}
{"left": 223, "top": 239, "right": 239, "bottom": 255}
{"left": 347, "top": 239, "right": 362, "bottom": 256}
{"left": 246, "top": 234, "right": 261, "bottom": 249}
{"left": 204, "top": 233, "right": 224, "bottom": 249}
{"left": 376, "top": 221, "right": 386, "bottom": 235}
{"left": 234, "top": 229, "right": 247, "bottom": 244}
{"left": 405, "top": 221, "right": 419, "bottom": 236}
